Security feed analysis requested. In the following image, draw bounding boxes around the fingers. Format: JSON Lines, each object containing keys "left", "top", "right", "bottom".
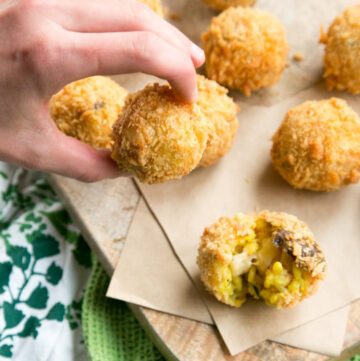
{"left": 0, "top": 125, "right": 125, "bottom": 182}
{"left": 62, "top": 31, "right": 198, "bottom": 102}
{"left": 52, "top": 0, "right": 204, "bottom": 67}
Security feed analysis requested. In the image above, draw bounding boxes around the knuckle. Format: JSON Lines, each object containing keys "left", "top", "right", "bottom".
{"left": 26, "top": 34, "right": 52, "bottom": 69}
{"left": 130, "top": 32, "right": 157, "bottom": 61}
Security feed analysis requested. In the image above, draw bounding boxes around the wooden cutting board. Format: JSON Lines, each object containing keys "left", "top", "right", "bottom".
{"left": 47, "top": 174, "right": 360, "bottom": 361}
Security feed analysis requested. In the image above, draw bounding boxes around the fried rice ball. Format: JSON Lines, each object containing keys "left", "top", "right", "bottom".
{"left": 138, "top": 0, "right": 164, "bottom": 16}
{"left": 111, "top": 83, "right": 209, "bottom": 184}
{"left": 197, "top": 211, "right": 327, "bottom": 309}
{"left": 202, "top": 7, "right": 289, "bottom": 96}
{"left": 199, "top": 0, "right": 256, "bottom": 12}
{"left": 111, "top": 75, "right": 239, "bottom": 183}
{"left": 271, "top": 98, "right": 360, "bottom": 192}
{"left": 50, "top": 76, "right": 128, "bottom": 149}
{"left": 197, "top": 75, "right": 239, "bottom": 167}
{"left": 320, "top": 5, "right": 360, "bottom": 94}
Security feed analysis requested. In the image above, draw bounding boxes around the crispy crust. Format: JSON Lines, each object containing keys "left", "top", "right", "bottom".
{"left": 111, "top": 75, "right": 238, "bottom": 183}
{"left": 50, "top": 76, "right": 128, "bottom": 149}
{"left": 197, "top": 211, "right": 327, "bottom": 308}
{"left": 202, "top": 7, "right": 288, "bottom": 96}
{"left": 199, "top": 0, "right": 256, "bottom": 12}
{"left": 271, "top": 98, "right": 360, "bottom": 191}
{"left": 111, "top": 83, "right": 209, "bottom": 184}
{"left": 138, "top": 0, "right": 164, "bottom": 16}
{"left": 320, "top": 5, "right": 360, "bottom": 94}
{"left": 197, "top": 75, "right": 239, "bottom": 167}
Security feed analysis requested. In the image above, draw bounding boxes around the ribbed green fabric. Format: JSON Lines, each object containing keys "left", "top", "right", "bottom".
{"left": 82, "top": 259, "right": 165, "bottom": 361}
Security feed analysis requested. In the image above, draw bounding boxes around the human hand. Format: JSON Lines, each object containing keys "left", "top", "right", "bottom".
{"left": 0, "top": 0, "right": 204, "bottom": 181}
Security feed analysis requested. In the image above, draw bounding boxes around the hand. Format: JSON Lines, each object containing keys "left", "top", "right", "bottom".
{"left": 0, "top": 0, "right": 204, "bottom": 181}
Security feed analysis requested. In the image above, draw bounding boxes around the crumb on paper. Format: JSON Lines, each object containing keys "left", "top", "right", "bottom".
{"left": 122, "top": 206, "right": 135, "bottom": 211}
{"left": 170, "top": 12, "right": 180, "bottom": 20}
{"left": 114, "top": 237, "right": 126, "bottom": 243}
{"left": 292, "top": 52, "right": 304, "bottom": 61}
{"left": 245, "top": 178, "right": 250, "bottom": 184}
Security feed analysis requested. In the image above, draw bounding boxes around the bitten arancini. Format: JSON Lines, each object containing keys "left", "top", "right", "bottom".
{"left": 197, "top": 211, "right": 327, "bottom": 309}
{"left": 197, "top": 75, "right": 239, "bottom": 167}
{"left": 111, "top": 83, "right": 209, "bottom": 184}
{"left": 271, "top": 98, "right": 360, "bottom": 191}
{"left": 138, "top": 0, "right": 164, "bottom": 16}
{"left": 50, "top": 76, "right": 128, "bottom": 149}
{"left": 320, "top": 5, "right": 360, "bottom": 94}
{"left": 199, "top": 0, "right": 256, "bottom": 12}
{"left": 202, "top": 7, "right": 288, "bottom": 96}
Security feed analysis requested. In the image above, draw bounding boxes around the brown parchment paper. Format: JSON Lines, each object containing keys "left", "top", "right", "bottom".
{"left": 137, "top": 85, "right": 360, "bottom": 355}
{"left": 107, "top": 198, "right": 350, "bottom": 355}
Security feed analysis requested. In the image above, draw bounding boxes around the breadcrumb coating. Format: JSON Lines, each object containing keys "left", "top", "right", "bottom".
{"left": 138, "top": 0, "right": 164, "bottom": 17}
{"left": 111, "top": 76, "right": 239, "bottom": 183}
{"left": 111, "top": 83, "right": 209, "bottom": 184}
{"left": 50, "top": 76, "right": 128, "bottom": 149}
{"left": 199, "top": 0, "right": 256, "bottom": 12}
{"left": 197, "top": 211, "right": 326, "bottom": 309}
{"left": 320, "top": 5, "right": 360, "bottom": 94}
{"left": 271, "top": 98, "right": 360, "bottom": 191}
{"left": 197, "top": 75, "right": 239, "bottom": 167}
{"left": 202, "top": 7, "right": 289, "bottom": 96}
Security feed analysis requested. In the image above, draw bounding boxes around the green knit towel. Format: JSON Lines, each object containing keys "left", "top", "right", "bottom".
{"left": 82, "top": 259, "right": 165, "bottom": 361}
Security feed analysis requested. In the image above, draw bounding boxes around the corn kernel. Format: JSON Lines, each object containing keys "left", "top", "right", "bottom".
{"left": 248, "top": 266, "right": 257, "bottom": 283}
{"left": 288, "top": 280, "right": 300, "bottom": 293}
{"left": 233, "top": 276, "right": 243, "bottom": 291}
{"left": 270, "top": 293, "right": 279, "bottom": 304}
{"left": 264, "top": 274, "right": 274, "bottom": 288}
{"left": 245, "top": 242, "right": 258, "bottom": 255}
{"left": 272, "top": 261, "right": 283, "bottom": 275}
{"left": 243, "top": 233, "right": 256, "bottom": 242}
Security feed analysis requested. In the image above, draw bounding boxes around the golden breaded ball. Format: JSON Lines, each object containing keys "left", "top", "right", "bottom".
{"left": 320, "top": 5, "right": 360, "bottom": 94}
{"left": 50, "top": 76, "right": 128, "bottom": 149}
{"left": 111, "top": 83, "right": 209, "bottom": 184}
{"left": 138, "top": 0, "right": 164, "bottom": 16}
{"left": 197, "top": 75, "right": 239, "bottom": 167}
{"left": 271, "top": 98, "right": 360, "bottom": 192}
{"left": 202, "top": 7, "right": 289, "bottom": 96}
{"left": 199, "top": 0, "right": 256, "bottom": 12}
{"left": 197, "top": 211, "right": 327, "bottom": 309}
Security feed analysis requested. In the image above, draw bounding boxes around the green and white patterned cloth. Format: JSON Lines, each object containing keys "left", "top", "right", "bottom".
{"left": 0, "top": 161, "right": 165, "bottom": 361}
{"left": 0, "top": 162, "right": 91, "bottom": 361}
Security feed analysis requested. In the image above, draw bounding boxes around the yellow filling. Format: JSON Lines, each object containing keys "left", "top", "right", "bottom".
{"left": 219, "top": 219, "right": 311, "bottom": 308}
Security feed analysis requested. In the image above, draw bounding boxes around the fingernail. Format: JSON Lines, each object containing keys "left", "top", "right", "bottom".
{"left": 191, "top": 42, "right": 205, "bottom": 62}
